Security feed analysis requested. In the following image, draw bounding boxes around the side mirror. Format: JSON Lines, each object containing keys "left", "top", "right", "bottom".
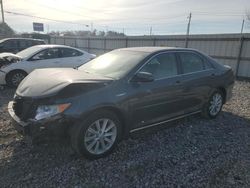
{"left": 131, "top": 72, "right": 154, "bottom": 82}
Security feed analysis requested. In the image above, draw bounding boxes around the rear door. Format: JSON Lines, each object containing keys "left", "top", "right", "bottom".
{"left": 59, "top": 48, "right": 88, "bottom": 68}
{"left": 129, "top": 52, "right": 185, "bottom": 129}
{"left": 176, "top": 51, "right": 215, "bottom": 113}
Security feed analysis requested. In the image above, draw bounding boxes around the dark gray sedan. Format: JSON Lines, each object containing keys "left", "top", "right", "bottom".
{"left": 8, "top": 47, "right": 234, "bottom": 159}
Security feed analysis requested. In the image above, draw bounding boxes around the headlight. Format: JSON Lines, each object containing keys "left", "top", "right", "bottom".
{"left": 35, "top": 103, "right": 71, "bottom": 120}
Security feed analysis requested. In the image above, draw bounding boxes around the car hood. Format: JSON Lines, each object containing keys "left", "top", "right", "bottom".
{"left": 0, "top": 52, "right": 22, "bottom": 59}
{"left": 16, "top": 68, "right": 114, "bottom": 98}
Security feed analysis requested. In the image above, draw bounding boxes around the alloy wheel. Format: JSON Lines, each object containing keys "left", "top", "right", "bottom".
{"left": 84, "top": 118, "right": 117, "bottom": 155}
{"left": 11, "top": 72, "right": 25, "bottom": 86}
{"left": 209, "top": 93, "right": 223, "bottom": 116}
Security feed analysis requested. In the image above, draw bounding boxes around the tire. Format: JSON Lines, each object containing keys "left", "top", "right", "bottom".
{"left": 70, "top": 110, "right": 122, "bottom": 159}
{"left": 202, "top": 90, "right": 224, "bottom": 119}
{"left": 6, "top": 70, "right": 27, "bottom": 87}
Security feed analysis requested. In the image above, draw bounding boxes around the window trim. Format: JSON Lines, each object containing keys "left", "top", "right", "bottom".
{"left": 129, "top": 50, "right": 215, "bottom": 83}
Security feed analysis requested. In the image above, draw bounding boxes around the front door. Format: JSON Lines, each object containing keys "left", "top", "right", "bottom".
{"left": 128, "top": 52, "right": 184, "bottom": 129}
{"left": 26, "top": 48, "right": 61, "bottom": 72}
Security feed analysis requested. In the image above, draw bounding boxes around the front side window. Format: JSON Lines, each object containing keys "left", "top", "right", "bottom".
{"left": 60, "top": 48, "right": 82, "bottom": 58}
{"left": 3, "top": 40, "right": 18, "bottom": 49}
{"left": 140, "top": 53, "right": 178, "bottom": 79}
{"left": 178, "top": 52, "right": 205, "bottom": 74}
{"left": 31, "top": 48, "right": 59, "bottom": 60}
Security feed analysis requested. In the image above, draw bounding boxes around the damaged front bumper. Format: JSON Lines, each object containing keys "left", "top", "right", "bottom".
{"left": 8, "top": 101, "right": 69, "bottom": 138}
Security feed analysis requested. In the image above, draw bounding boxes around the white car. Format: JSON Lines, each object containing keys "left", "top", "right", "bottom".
{"left": 0, "top": 45, "right": 96, "bottom": 87}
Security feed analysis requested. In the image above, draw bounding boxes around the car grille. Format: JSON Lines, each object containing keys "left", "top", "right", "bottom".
{"left": 12, "top": 96, "right": 36, "bottom": 121}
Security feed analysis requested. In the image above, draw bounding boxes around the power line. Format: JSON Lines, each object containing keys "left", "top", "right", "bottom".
{"left": 4, "top": 10, "right": 89, "bottom": 27}
{"left": 22, "top": 0, "right": 96, "bottom": 21}
{"left": 20, "top": 0, "right": 188, "bottom": 24}
{"left": 193, "top": 11, "right": 244, "bottom": 17}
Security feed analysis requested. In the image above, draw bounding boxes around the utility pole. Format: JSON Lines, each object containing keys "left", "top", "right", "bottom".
{"left": 150, "top": 26, "right": 152, "bottom": 36}
{"left": 185, "top": 12, "right": 192, "bottom": 48}
{"left": 47, "top": 24, "right": 50, "bottom": 34}
{"left": 91, "top": 22, "right": 93, "bottom": 32}
{"left": 240, "top": 19, "right": 245, "bottom": 34}
{"left": 0, "top": 0, "right": 4, "bottom": 23}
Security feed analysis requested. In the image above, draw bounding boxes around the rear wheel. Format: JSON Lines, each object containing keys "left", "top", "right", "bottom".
{"left": 70, "top": 110, "right": 122, "bottom": 159}
{"left": 6, "top": 70, "right": 27, "bottom": 87}
{"left": 202, "top": 90, "right": 224, "bottom": 119}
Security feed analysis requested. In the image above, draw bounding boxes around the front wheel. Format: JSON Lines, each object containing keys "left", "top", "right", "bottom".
{"left": 70, "top": 110, "right": 122, "bottom": 159}
{"left": 202, "top": 90, "right": 224, "bottom": 119}
{"left": 6, "top": 70, "right": 27, "bottom": 87}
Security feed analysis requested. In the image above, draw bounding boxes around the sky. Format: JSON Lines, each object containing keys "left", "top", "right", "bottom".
{"left": 2, "top": 0, "right": 250, "bottom": 35}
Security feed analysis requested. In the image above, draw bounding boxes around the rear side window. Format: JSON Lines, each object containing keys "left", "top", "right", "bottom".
{"left": 60, "top": 48, "right": 83, "bottom": 58}
{"left": 140, "top": 53, "right": 178, "bottom": 79}
{"left": 18, "top": 40, "right": 32, "bottom": 49}
{"left": 178, "top": 52, "right": 205, "bottom": 74}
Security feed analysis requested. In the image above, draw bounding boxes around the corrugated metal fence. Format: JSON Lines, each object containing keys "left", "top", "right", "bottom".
{"left": 50, "top": 33, "right": 250, "bottom": 78}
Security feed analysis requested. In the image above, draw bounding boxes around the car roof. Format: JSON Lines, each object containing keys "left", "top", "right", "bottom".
{"left": 32, "top": 44, "right": 78, "bottom": 49}
{"left": 117, "top": 46, "right": 194, "bottom": 53}
{"left": 0, "top": 38, "right": 44, "bottom": 42}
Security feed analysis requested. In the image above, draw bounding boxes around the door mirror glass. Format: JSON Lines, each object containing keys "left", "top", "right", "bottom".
{"left": 131, "top": 72, "right": 154, "bottom": 82}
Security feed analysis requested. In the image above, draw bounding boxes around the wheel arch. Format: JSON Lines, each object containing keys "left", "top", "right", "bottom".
{"left": 5, "top": 69, "right": 28, "bottom": 81}
{"left": 79, "top": 105, "right": 129, "bottom": 139}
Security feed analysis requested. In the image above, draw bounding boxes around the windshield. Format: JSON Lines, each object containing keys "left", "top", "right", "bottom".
{"left": 78, "top": 50, "right": 149, "bottom": 78}
{"left": 16, "top": 46, "right": 44, "bottom": 59}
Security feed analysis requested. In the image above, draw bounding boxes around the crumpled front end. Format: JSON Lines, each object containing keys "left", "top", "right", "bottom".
{"left": 0, "top": 53, "right": 21, "bottom": 69}
{"left": 8, "top": 95, "right": 70, "bottom": 138}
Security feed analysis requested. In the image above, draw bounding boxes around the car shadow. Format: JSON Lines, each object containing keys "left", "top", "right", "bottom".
{"left": 0, "top": 109, "right": 250, "bottom": 187}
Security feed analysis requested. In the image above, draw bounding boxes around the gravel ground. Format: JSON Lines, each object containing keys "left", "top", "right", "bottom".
{"left": 0, "top": 81, "right": 250, "bottom": 188}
